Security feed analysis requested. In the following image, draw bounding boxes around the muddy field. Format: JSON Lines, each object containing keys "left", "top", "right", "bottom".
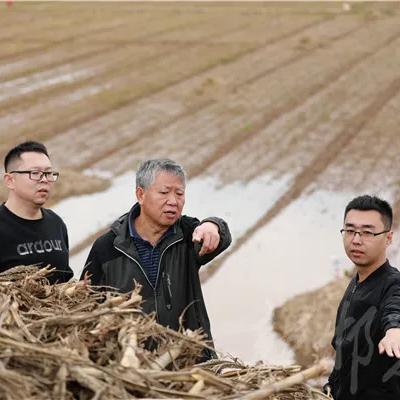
{"left": 1, "top": 1, "right": 400, "bottom": 363}
{"left": 1, "top": 2, "right": 400, "bottom": 250}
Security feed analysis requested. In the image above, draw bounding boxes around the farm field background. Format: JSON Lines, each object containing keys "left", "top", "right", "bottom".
{"left": 1, "top": 1, "right": 400, "bottom": 363}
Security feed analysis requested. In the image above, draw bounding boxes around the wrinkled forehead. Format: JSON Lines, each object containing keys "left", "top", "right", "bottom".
{"left": 153, "top": 170, "right": 185, "bottom": 188}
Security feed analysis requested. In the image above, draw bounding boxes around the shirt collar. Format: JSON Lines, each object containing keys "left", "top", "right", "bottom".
{"left": 128, "top": 206, "right": 175, "bottom": 242}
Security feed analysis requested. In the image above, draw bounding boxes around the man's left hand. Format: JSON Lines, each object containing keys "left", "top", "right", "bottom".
{"left": 379, "top": 328, "right": 400, "bottom": 358}
{"left": 192, "top": 222, "right": 220, "bottom": 256}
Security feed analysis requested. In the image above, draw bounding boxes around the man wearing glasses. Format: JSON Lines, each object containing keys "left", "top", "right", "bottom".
{"left": 324, "top": 195, "right": 400, "bottom": 399}
{"left": 0, "top": 141, "right": 73, "bottom": 283}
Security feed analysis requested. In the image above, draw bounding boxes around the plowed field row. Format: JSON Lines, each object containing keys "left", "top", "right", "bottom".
{"left": 0, "top": 12, "right": 327, "bottom": 153}
{"left": 89, "top": 17, "right": 400, "bottom": 179}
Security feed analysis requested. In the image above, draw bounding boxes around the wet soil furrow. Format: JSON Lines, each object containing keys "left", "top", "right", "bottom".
{"left": 313, "top": 94, "right": 400, "bottom": 194}
{"left": 0, "top": 30, "right": 251, "bottom": 150}
{"left": 0, "top": 10, "right": 224, "bottom": 82}
{"left": 66, "top": 18, "right": 336, "bottom": 169}
{"left": 90, "top": 18, "right": 400, "bottom": 178}
{"left": 0, "top": 1, "right": 216, "bottom": 64}
{"left": 0, "top": 18, "right": 326, "bottom": 148}
{"left": 0, "top": 13, "right": 253, "bottom": 108}
{"left": 0, "top": 9, "right": 99, "bottom": 43}
{"left": 201, "top": 76, "right": 400, "bottom": 282}
{"left": 188, "top": 26, "right": 400, "bottom": 179}
{"left": 45, "top": 17, "right": 340, "bottom": 169}
{"left": 0, "top": 19, "right": 135, "bottom": 62}
{"left": 237, "top": 18, "right": 370, "bottom": 89}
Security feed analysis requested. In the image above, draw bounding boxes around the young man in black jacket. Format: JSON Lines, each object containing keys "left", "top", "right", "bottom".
{"left": 1, "top": 141, "right": 73, "bottom": 283}
{"left": 324, "top": 195, "right": 400, "bottom": 399}
{"left": 81, "top": 159, "right": 232, "bottom": 356}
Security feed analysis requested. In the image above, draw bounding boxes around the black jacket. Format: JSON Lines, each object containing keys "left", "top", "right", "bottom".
{"left": 328, "top": 261, "right": 400, "bottom": 400}
{"left": 81, "top": 204, "right": 231, "bottom": 351}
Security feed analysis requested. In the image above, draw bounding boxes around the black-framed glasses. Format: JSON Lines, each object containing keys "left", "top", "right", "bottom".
{"left": 340, "top": 228, "right": 390, "bottom": 240}
{"left": 9, "top": 170, "right": 60, "bottom": 182}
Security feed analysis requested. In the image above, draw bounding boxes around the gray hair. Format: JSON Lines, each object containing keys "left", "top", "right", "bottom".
{"left": 136, "top": 159, "right": 186, "bottom": 189}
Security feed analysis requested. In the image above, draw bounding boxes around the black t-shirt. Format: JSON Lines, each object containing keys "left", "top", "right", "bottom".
{"left": 0, "top": 204, "right": 73, "bottom": 283}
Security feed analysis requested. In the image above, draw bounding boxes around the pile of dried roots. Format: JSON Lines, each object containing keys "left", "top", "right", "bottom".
{"left": 0, "top": 266, "right": 330, "bottom": 399}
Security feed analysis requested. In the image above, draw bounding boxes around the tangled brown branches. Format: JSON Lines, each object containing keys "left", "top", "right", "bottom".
{"left": 0, "top": 266, "right": 330, "bottom": 399}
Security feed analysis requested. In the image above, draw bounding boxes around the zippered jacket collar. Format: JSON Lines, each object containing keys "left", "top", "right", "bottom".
{"left": 355, "top": 259, "right": 390, "bottom": 285}
{"left": 111, "top": 203, "right": 184, "bottom": 259}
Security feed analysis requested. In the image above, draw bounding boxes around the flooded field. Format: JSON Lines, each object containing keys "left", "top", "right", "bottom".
{"left": 1, "top": 1, "right": 400, "bottom": 362}
{"left": 56, "top": 172, "right": 399, "bottom": 362}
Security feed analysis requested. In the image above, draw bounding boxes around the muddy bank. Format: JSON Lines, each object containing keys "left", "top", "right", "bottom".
{"left": 273, "top": 276, "right": 350, "bottom": 366}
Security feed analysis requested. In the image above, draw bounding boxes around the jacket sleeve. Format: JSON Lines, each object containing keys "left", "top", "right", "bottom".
{"left": 328, "top": 363, "right": 338, "bottom": 387}
{"left": 381, "top": 276, "right": 400, "bottom": 332}
{"left": 326, "top": 368, "right": 338, "bottom": 396}
{"left": 180, "top": 215, "right": 232, "bottom": 266}
{"left": 80, "top": 241, "right": 104, "bottom": 286}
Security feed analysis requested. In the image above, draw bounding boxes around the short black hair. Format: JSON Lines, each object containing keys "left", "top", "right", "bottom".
{"left": 344, "top": 195, "right": 393, "bottom": 230}
{"left": 4, "top": 141, "right": 49, "bottom": 172}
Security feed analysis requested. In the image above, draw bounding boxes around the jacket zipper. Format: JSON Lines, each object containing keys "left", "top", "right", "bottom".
{"left": 114, "top": 238, "right": 182, "bottom": 320}
{"left": 163, "top": 271, "right": 173, "bottom": 310}
{"left": 113, "top": 245, "right": 153, "bottom": 288}
{"left": 156, "top": 238, "right": 183, "bottom": 312}
{"left": 114, "top": 245, "right": 160, "bottom": 321}
{"left": 342, "top": 280, "right": 358, "bottom": 340}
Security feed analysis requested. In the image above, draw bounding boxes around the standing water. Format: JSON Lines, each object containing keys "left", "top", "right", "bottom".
{"left": 53, "top": 174, "right": 377, "bottom": 363}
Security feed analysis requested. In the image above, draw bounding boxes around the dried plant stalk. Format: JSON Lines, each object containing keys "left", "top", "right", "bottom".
{"left": 239, "top": 359, "right": 332, "bottom": 400}
{"left": 119, "top": 327, "right": 140, "bottom": 369}
{"left": 0, "top": 266, "right": 329, "bottom": 400}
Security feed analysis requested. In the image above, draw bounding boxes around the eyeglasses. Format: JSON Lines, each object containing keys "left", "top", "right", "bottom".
{"left": 9, "top": 170, "right": 60, "bottom": 182}
{"left": 340, "top": 228, "right": 390, "bottom": 240}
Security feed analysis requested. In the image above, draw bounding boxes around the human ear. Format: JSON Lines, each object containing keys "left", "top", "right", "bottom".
{"left": 136, "top": 186, "right": 145, "bottom": 205}
{"left": 386, "top": 231, "right": 393, "bottom": 246}
{"left": 3, "top": 173, "right": 15, "bottom": 190}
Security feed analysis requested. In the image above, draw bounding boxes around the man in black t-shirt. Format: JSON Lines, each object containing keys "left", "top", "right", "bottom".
{"left": 1, "top": 141, "right": 73, "bottom": 283}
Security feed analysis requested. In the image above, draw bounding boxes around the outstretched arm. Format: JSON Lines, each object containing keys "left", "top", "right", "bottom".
{"left": 379, "top": 277, "right": 400, "bottom": 357}
{"left": 192, "top": 221, "right": 220, "bottom": 256}
{"left": 180, "top": 215, "right": 232, "bottom": 265}
{"left": 379, "top": 328, "right": 400, "bottom": 358}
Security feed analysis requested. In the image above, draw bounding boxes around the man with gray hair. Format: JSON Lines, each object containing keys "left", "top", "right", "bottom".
{"left": 81, "top": 159, "right": 231, "bottom": 358}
